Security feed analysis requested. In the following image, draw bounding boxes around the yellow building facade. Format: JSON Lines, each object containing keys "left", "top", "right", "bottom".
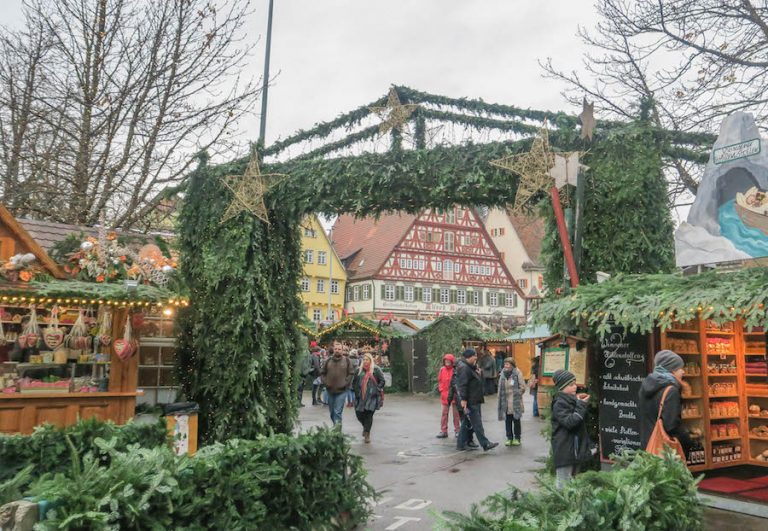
{"left": 299, "top": 215, "right": 347, "bottom": 323}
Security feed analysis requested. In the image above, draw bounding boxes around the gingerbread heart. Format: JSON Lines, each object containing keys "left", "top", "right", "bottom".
{"left": 22, "top": 333, "right": 38, "bottom": 348}
{"left": 44, "top": 328, "right": 65, "bottom": 350}
{"left": 99, "top": 334, "right": 112, "bottom": 346}
{"left": 114, "top": 339, "right": 136, "bottom": 360}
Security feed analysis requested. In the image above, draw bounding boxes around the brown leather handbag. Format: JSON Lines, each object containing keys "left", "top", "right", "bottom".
{"left": 646, "top": 385, "right": 686, "bottom": 460}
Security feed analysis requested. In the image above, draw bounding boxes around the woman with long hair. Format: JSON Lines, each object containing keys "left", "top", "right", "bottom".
{"left": 352, "top": 353, "right": 385, "bottom": 443}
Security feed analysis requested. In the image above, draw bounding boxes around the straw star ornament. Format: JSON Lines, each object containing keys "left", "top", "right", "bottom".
{"left": 220, "top": 150, "right": 286, "bottom": 225}
{"left": 490, "top": 126, "right": 556, "bottom": 214}
{"left": 369, "top": 87, "right": 419, "bottom": 134}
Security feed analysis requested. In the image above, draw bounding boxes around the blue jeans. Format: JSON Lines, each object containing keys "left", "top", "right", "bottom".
{"left": 458, "top": 405, "right": 490, "bottom": 449}
{"left": 327, "top": 391, "right": 346, "bottom": 426}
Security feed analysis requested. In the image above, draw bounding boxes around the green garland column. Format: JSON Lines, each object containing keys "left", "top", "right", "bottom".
{"left": 176, "top": 155, "right": 304, "bottom": 442}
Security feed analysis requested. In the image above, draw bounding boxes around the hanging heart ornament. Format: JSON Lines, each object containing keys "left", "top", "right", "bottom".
{"left": 113, "top": 312, "right": 137, "bottom": 360}
{"left": 44, "top": 328, "right": 65, "bottom": 350}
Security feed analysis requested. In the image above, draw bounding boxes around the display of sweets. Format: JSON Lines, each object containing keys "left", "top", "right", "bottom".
{"left": 667, "top": 338, "right": 698, "bottom": 353}
{"left": 706, "top": 320, "right": 734, "bottom": 332}
{"left": 709, "top": 382, "right": 737, "bottom": 396}
{"left": 753, "top": 449, "right": 768, "bottom": 462}
{"left": 687, "top": 441, "right": 706, "bottom": 466}
{"left": 707, "top": 361, "right": 736, "bottom": 374}
{"left": 682, "top": 403, "right": 701, "bottom": 418}
{"left": 684, "top": 362, "right": 701, "bottom": 376}
{"left": 672, "top": 320, "right": 699, "bottom": 331}
{"left": 710, "top": 423, "right": 740, "bottom": 440}
{"left": 749, "top": 424, "right": 768, "bottom": 439}
{"left": 710, "top": 401, "right": 740, "bottom": 418}
{"left": 745, "top": 340, "right": 765, "bottom": 352}
{"left": 706, "top": 337, "right": 734, "bottom": 354}
{"left": 748, "top": 404, "right": 768, "bottom": 417}
{"left": 712, "top": 443, "right": 741, "bottom": 463}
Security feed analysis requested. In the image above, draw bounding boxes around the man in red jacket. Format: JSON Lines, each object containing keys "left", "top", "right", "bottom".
{"left": 436, "top": 353, "right": 461, "bottom": 438}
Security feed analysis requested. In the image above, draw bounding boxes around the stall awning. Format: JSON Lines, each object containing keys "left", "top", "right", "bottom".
{"left": 534, "top": 267, "right": 768, "bottom": 336}
{"left": 505, "top": 324, "right": 551, "bottom": 342}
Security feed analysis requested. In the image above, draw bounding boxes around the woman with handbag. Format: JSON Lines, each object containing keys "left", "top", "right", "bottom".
{"left": 353, "top": 353, "right": 385, "bottom": 444}
{"left": 639, "top": 350, "right": 693, "bottom": 458}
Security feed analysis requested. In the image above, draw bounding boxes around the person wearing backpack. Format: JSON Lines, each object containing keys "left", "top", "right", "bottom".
{"left": 352, "top": 353, "right": 385, "bottom": 443}
{"left": 320, "top": 342, "right": 355, "bottom": 426}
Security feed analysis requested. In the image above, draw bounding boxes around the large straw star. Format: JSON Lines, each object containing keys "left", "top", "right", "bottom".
{"left": 220, "top": 150, "right": 286, "bottom": 225}
{"left": 369, "top": 87, "right": 419, "bottom": 134}
{"left": 490, "top": 126, "right": 556, "bottom": 214}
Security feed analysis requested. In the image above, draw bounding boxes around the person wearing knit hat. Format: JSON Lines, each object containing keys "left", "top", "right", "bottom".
{"left": 497, "top": 357, "right": 527, "bottom": 446}
{"left": 551, "top": 369, "right": 590, "bottom": 488}
{"left": 638, "top": 349, "right": 692, "bottom": 458}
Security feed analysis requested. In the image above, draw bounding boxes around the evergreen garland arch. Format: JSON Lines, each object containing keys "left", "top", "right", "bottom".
{"left": 177, "top": 87, "right": 707, "bottom": 442}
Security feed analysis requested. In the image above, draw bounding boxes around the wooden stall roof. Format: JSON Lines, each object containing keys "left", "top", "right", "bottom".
{"left": 0, "top": 204, "right": 66, "bottom": 279}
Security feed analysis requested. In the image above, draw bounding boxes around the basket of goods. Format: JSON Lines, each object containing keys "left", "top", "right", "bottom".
{"left": 65, "top": 310, "right": 92, "bottom": 350}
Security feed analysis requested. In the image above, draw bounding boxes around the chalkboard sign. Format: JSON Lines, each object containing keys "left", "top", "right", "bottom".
{"left": 598, "top": 327, "right": 649, "bottom": 461}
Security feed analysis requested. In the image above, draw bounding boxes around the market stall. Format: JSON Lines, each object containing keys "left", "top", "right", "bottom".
{"left": 0, "top": 205, "right": 183, "bottom": 433}
{"left": 536, "top": 267, "right": 768, "bottom": 473}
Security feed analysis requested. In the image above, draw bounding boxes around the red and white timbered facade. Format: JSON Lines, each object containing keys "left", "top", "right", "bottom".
{"left": 339, "top": 207, "right": 526, "bottom": 320}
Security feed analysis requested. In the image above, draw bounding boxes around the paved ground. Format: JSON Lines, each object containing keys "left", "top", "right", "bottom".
{"left": 298, "top": 391, "right": 768, "bottom": 530}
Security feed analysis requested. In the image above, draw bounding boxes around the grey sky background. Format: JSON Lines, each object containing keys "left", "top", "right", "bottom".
{"left": 4, "top": 0, "right": 597, "bottom": 143}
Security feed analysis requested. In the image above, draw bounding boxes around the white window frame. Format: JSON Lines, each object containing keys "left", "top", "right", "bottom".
{"left": 506, "top": 293, "right": 516, "bottom": 307}
{"left": 440, "top": 288, "right": 450, "bottom": 304}
{"left": 423, "top": 288, "right": 432, "bottom": 303}
{"left": 404, "top": 285, "right": 414, "bottom": 302}
{"left": 446, "top": 208, "right": 456, "bottom": 224}
{"left": 304, "top": 227, "right": 316, "bottom": 238}
{"left": 490, "top": 292, "right": 499, "bottom": 307}
{"left": 434, "top": 260, "right": 442, "bottom": 271}
{"left": 318, "top": 251, "right": 327, "bottom": 265}
{"left": 457, "top": 289, "right": 466, "bottom": 305}
{"left": 472, "top": 291, "right": 480, "bottom": 305}
{"left": 331, "top": 280, "right": 339, "bottom": 294}
{"left": 301, "top": 278, "right": 310, "bottom": 292}
{"left": 444, "top": 232, "right": 455, "bottom": 252}
{"left": 353, "top": 285, "right": 360, "bottom": 301}
{"left": 316, "top": 279, "right": 325, "bottom": 293}
{"left": 406, "top": 258, "right": 413, "bottom": 269}
{"left": 384, "top": 284, "right": 395, "bottom": 301}
{"left": 362, "top": 284, "right": 370, "bottom": 299}
{"left": 312, "top": 309, "right": 322, "bottom": 321}
{"left": 304, "top": 250, "right": 313, "bottom": 263}
{"left": 518, "top": 278, "right": 528, "bottom": 289}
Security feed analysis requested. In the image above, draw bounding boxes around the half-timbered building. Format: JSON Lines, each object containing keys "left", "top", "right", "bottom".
{"left": 331, "top": 207, "right": 526, "bottom": 321}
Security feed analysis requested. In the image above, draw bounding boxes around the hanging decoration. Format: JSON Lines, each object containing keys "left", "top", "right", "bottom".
{"left": 220, "top": 148, "right": 286, "bottom": 225}
{"left": 550, "top": 152, "right": 587, "bottom": 190}
{"left": 1, "top": 253, "right": 46, "bottom": 282}
{"left": 490, "top": 125, "right": 556, "bottom": 214}
{"left": 43, "top": 305, "right": 65, "bottom": 350}
{"left": 97, "top": 307, "right": 113, "bottom": 346}
{"left": 19, "top": 306, "right": 40, "bottom": 348}
{"left": 579, "top": 97, "right": 596, "bottom": 141}
{"left": 65, "top": 310, "right": 92, "bottom": 350}
{"left": 369, "top": 87, "right": 419, "bottom": 134}
{"left": 113, "top": 313, "right": 137, "bottom": 360}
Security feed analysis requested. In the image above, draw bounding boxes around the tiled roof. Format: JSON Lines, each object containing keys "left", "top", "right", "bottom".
{"left": 508, "top": 214, "right": 545, "bottom": 265}
{"left": 331, "top": 213, "right": 416, "bottom": 280}
{"left": 18, "top": 218, "right": 98, "bottom": 252}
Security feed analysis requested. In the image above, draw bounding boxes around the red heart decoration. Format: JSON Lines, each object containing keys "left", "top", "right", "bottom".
{"left": 114, "top": 339, "right": 136, "bottom": 360}
{"left": 44, "top": 328, "right": 65, "bottom": 350}
{"left": 22, "top": 333, "right": 38, "bottom": 348}
{"left": 99, "top": 334, "right": 112, "bottom": 346}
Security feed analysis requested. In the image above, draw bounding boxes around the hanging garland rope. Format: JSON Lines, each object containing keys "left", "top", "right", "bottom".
{"left": 534, "top": 267, "right": 768, "bottom": 337}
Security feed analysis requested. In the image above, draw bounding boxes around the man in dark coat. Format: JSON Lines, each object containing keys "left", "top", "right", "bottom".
{"left": 638, "top": 350, "right": 693, "bottom": 454}
{"left": 455, "top": 348, "right": 498, "bottom": 451}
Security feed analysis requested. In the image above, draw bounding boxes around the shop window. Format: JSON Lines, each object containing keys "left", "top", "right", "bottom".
{"left": 138, "top": 307, "right": 178, "bottom": 405}
{"left": 384, "top": 284, "right": 395, "bottom": 301}
{"left": 440, "top": 288, "right": 450, "bottom": 304}
{"left": 331, "top": 280, "right": 339, "bottom": 294}
{"left": 318, "top": 251, "right": 327, "bottom": 265}
{"left": 404, "top": 285, "right": 414, "bottom": 302}
{"left": 317, "top": 279, "right": 325, "bottom": 293}
{"left": 301, "top": 278, "right": 310, "bottom": 291}
{"left": 304, "top": 250, "right": 313, "bottom": 263}
{"left": 457, "top": 289, "right": 466, "bottom": 305}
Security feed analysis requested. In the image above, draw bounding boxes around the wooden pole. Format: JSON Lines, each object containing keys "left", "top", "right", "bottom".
{"left": 550, "top": 186, "right": 579, "bottom": 287}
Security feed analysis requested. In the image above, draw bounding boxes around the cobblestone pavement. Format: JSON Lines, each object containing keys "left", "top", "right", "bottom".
{"left": 298, "top": 392, "right": 768, "bottom": 530}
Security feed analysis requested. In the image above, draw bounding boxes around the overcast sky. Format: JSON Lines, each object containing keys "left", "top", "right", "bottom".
{"left": 4, "top": 0, "right": 597, "bottom": 144}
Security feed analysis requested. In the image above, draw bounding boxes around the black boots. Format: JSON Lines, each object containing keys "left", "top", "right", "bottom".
{"left": 312, "top": 384, "right": 319, "bottom": 405}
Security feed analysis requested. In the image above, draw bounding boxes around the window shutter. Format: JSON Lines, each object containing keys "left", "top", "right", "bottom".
{"left": 381, "top": 284, "right": 386, "bottom": 299}
{"left": 450, "top": 289, "right": 457, "bottom": 304}
{"left": 433, "top": 288, "right": 440, "bottom": 302}
{"left": 396, "top": 286, "right": 404, "bottom": 300}
{"left": 486, "top": 291, "right": 490, "bottom": 306}
{"left": 415, "top": 287, "right": 422, "bottom": 301}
